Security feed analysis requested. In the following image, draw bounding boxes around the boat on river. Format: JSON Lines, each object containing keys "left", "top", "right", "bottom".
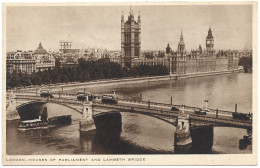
{"left": 18, "top": 115, "right": 72, "bottom": 130}
{"left": 18, "top": 119, "right": 48, "bottom": 130}
{"left": 48, "top": 115, "right": 72, "bottom": 125}
{"left": 18, "top": 103, "right": 72, "bottom": 130}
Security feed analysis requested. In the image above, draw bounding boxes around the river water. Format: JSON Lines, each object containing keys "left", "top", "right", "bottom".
{"left": 6, "top": 73, "right": 252, "bottom": 154}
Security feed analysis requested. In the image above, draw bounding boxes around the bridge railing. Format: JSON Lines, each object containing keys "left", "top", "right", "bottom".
{"left": 93, "top": 102, "right": 179, "bottom": 125}
{"left": 189, "top": 113, "right": 252, "bottom": 128}
{"left": 15, "top": 95, "right": 82, "bottom": 105}
{"left": 13, "top": 94, "right": 248, "bottom": 118}
{"left": 13, "top": 95, "right": 252, "bottom": 128}
{"left": 117, "top": 98, "right": 238, "bottom": 116}
{"left": 93, "top": 102, "right": 252, "bottom": 129}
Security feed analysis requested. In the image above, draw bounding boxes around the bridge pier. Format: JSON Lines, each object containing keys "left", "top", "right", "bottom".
{"left": 174, "top": 114, "right": 192, "bottom": 153}
{"left": 79, "top": 101, "right": 96, "bottom": 135}
{"left": 7, "top": 91, "right": 17, "bottom": 112}
{"left": 6, "top": 91, "right": 19, "bottom": 120}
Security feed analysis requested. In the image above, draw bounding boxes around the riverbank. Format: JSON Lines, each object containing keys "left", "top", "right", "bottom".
{"left": 9, "top": 69, "right": 243, "bottom": 93}
{"left": 51, "top": 69, "right": 243, "bottom": 92}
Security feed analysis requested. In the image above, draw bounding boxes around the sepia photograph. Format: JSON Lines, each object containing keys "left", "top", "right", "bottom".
{"left": 2, "top": 1, "right": 257, "bottom": 166}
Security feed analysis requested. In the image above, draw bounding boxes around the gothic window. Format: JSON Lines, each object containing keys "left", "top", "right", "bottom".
{"left": 135, "top": 33, "right": 139, "bottom": 42}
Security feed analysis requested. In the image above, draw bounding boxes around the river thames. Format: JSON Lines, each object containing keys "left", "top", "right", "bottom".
{"left": 6, "top": 73, "right": 252, "bottom": 154}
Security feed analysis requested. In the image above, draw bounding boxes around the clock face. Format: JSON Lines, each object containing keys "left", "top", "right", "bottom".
{"left": 207, "top": 41, "right": 210, "bottom": 44}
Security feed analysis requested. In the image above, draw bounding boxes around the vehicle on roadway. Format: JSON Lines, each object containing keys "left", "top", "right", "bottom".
{"left": 232, "top": 112, "right": 252, "bottom": 120}
{"left": 77, "top": 92, "right": 87, "bottom": 101}
{"left": 194, "top": 100, "right": 210, "bottom": 115}
{"left": 194, "top": 107, "right": 209, "bottom": 115}
{"left": 77, "top": 92, "right": 93, "bottom": 101}
{"left": 171, "top": 106, "right": 180, "bottom": 111}
{"left": 40, "top": 90, "right": 54, "bottom": 98}
{"left": 101, "top": 94, "right": 118, "bottom": 104}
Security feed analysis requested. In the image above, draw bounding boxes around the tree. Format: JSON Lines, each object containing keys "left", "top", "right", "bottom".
{"left": 6, "top": 59, "right": 169, "bottom": 89}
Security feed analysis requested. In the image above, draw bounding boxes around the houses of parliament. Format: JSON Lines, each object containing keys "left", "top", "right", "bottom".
{"left": 117, "top": 9, "right": 240, "bottom": 74}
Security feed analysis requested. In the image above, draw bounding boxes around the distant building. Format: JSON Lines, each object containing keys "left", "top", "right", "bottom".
{"left": 121, "top": 9, "right": 141, "bottom": 67}
{"left": 7, "top": 50, "right": 36, "bottom": 74}
{"left": 206, "top": 28, "right": 214, "bottom": 56}
{"left": 6, "top": 43, "right": 55, "bottom": 74}
{"left": 168, "top": 28, "right": 239, "bottom": 74}
{"left": 59, "top": 40, "right": 72, "bottom": 53}
{"left": 34, "top": 43, "right": 55, "bottom": 72}
{"left": 129, "top": 28, "right": 240, "bottom": 75}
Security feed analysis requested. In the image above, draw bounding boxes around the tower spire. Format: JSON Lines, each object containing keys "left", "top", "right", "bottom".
{"left": 207, "top": 27, "right": 213, "bottom": 39}
{"left": 121, "top": 11, "right": 124, "bottom": 22}
{"left": 180, "top": 29, "right": 184, "bottom": 42}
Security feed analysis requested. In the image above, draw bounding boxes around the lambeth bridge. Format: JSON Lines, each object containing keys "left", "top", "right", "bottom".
{"left": 7, "top": 92, "right": 252, "bottom": 130}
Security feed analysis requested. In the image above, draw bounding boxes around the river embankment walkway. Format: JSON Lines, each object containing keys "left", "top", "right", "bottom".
{"left": 10, "top": 69, "right": 243, "bottom": 93}
{"left": 51, "top": 69, "right": 243, "bottom": 91}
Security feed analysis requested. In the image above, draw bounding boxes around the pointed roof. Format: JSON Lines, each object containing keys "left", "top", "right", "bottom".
{"left": 178, "top": 30, "right": 185, "bottom": 46}
{"left": 34, "top": 42, "right": 48, "bottom": 55}
{"left": 180, "top": 29, "right": 184, "bottom": 42}
{"left": 207, "top": 27, "right": 214, "bottom": 39}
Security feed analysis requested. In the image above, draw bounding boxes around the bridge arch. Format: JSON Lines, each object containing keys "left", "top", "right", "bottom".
{"left": 16, "top": 100, "right": 82, "bottom": 121}
{"left": 189, "top": 124, "right": 252, "bottom": 130}
{"left": 126, "top": 111, "right": 177, "bottom": 127}
{"left": 16, "top": 100, "right": 47, "bottom": 110}
{"left": 17, "top": 101, "right": 81, "bottom": 113}
{"left": 47, "top": 102, "right": 82, "bottom": 114}
{"left": 93, "top": 110, "right": 178, "bottom": 127}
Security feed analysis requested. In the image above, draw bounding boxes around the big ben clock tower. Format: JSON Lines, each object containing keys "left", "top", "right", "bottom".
{"left": 206, "top": 27, "right": 214, "bottom": 56}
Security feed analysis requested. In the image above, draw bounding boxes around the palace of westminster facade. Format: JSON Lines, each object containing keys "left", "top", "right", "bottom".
{"left": 116, "top": 10, "right": 240, "bottom": 74}
{"left": 6, "top": 9, "right": 246, "bottom": 75}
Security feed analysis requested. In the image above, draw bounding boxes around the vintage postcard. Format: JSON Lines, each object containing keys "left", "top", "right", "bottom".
{"left": 2, "top": 1, "right": 258, "bottom": 166}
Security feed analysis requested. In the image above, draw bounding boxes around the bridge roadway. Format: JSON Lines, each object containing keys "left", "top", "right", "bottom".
{"left": 13, "top": 94, "right": 252, "bottom": 130}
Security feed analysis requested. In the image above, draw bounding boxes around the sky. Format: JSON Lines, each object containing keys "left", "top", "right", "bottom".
{"left": 6, "top": 5, "right": 253, "bottom": 52}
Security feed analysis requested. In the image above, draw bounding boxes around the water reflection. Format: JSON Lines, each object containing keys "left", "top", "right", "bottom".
{"left": 7, "top": 73, "right": 252, "bottom": 154}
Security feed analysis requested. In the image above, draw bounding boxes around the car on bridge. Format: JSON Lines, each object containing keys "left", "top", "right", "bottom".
{"left": 40, "top": 90, "right": 54, "bottom": 98}
{"left": 232, "top": 112, "right": 252, "bottom": 120}
{"left": 77, "top": 92, "right": 93, "bottom": 101}
{"left": 194, "top": 107, "right": 209, "bottom": 115}
{"left": 77, "top": 92, "right": 87, "bottom": 101}
{"left": 101, "top": 94, "right": 118, "bottom": 104}
{"left": 171, "top": 106, "right": 180, "bottom": 111}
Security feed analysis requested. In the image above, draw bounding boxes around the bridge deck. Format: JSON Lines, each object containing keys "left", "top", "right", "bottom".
{"left": 13, "top": 95, "right": 252, "bottom": 129}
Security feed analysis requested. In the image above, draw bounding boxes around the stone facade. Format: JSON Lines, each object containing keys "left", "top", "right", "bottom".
{"left": 130, "top": 28, "right": 239, "bottom": 75}
{"left": 121, "top": 9, "right": 141, "bottom": 67}
{"left": 7, "top": 43, "right": 55, "bottom": 74}
{"left": 7, "top": 50, "right": 36, "bottom": 74}
{"left": 34, "top": 43, "right": 55, "bottom": 72}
